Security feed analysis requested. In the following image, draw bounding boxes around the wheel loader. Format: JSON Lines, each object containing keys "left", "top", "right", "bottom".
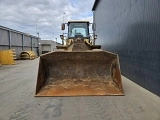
{"left": 35, "top": 21, "right": 124, "bottom": 96}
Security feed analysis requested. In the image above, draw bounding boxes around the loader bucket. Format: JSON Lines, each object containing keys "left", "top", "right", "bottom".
{"left": 35, "top": 50, "right": 124, "bottom": 96}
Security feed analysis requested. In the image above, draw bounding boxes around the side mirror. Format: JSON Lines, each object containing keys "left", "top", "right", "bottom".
{"left": 61, "top": 23, "right": 65, "bottom": 30}
{"left": 92, "top": 23, "right": 96, "bottom": 31}
{"left": 60, "top": 35, "right": 64, "bottom": 40}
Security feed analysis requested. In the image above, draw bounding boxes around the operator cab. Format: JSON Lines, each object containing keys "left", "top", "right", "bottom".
{"left": 68, "top": 21, "right": 90, "bottom": 39}
{"left": 60, "top": 21, "right": 97, "bottom": 45}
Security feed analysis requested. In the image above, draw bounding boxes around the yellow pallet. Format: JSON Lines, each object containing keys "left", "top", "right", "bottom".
{"left": 0, "top": 50, "right": 16, "bottom": 65}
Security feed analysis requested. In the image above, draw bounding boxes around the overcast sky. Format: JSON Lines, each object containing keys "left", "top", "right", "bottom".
{"left": 0, "top": 0, "right": 95, "bottom": 43}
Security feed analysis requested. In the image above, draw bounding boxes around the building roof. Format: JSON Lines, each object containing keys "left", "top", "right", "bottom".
{"left": 0, "top": 25, "right": 38, "bottom": 38}
{"left": 92, "top": 0, "right": 100, "bottom": 11}
{"left": 68, "top": 20, "right": 89, "bottom": 23}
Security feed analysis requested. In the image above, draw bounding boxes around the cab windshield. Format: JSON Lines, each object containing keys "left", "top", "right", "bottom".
{"left": 68, "top": 22, "right": 89, "bottom": 38}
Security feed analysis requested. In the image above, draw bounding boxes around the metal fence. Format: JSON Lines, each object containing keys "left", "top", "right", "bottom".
{"left": 0, "top": 25, "right": 39, "bottom": 59}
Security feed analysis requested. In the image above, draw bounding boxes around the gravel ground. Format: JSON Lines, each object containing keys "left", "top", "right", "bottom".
{"left": 0, "top": 58, "right": 160, "bottom": 120}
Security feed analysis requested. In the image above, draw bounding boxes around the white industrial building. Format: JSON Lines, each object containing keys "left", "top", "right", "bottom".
{"left": 39, "top": 40, "right": 61, "bottom": 55}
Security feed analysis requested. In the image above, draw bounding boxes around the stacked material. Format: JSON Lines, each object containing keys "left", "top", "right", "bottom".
{"left": 19, "top": 51, "right": 37, "bottom": 60}
{"left": 0, "top": 49, "right": 16, "bottom": 65}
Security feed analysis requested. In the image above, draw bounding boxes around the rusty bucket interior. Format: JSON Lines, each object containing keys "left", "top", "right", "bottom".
{"left": 35, "top": 50, "right": 124, "bottom": 96}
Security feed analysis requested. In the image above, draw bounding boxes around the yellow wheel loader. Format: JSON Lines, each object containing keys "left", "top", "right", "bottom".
{"left": 35, "top": 21, "right": 124, "bottom": 96}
